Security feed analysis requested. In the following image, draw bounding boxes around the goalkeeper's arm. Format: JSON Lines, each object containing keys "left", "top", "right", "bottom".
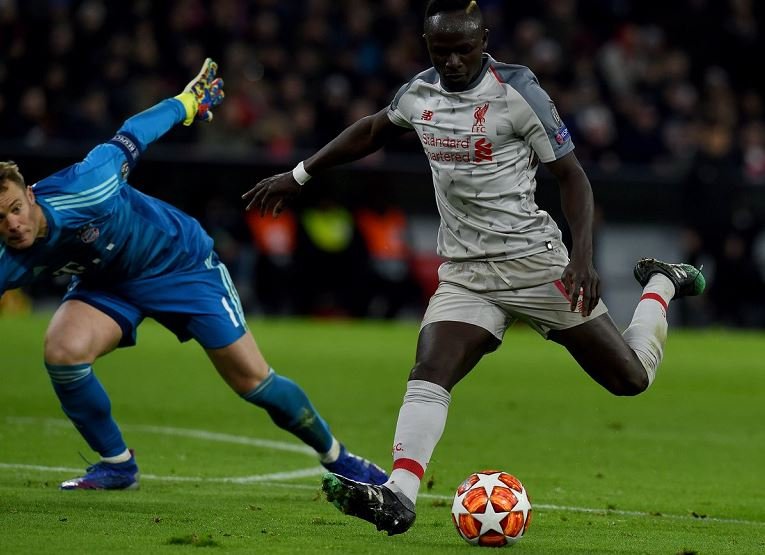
{"left": 104, "top": 58, "right": 225, "bottom": 169}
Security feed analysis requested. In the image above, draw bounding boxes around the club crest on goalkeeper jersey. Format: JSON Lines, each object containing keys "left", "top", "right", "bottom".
{"left": 388, "top": 54, "right": 574, "bottom": 262}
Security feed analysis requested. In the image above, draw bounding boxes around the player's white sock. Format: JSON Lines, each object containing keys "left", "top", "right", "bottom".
{"left": 319, "top": 437, "right": 341, "bottom": 463}
{"left": 384, "top": 380, "right": 450, "bottom": 506}
{"left": 622, "top": 274, "right": 675, "bottom": 386}
{"left": 101, "top": 448, "right": 132, "bottom": 464}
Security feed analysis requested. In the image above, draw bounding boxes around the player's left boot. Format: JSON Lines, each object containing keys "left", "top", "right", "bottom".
{"left": 322, "top": 472, "right": 416, "bottom": 536}
{"left": 633, "top": 258, "right": 706, "bottom": 298}
{"left": 321, "top": 444, "right": 388, "bottom": 485}
{"left": 60, "top": 450, "right": 139, "bottom": 490}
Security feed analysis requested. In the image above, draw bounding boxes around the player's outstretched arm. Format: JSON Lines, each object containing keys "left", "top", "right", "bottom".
{"left": 242, "top": 108, "right": 409, "bottom": 216}
{"left": 95, "top": 58, "right": 224, "bottom": 175}
{"left": 120, "top": 58, "right": 224, "bottom": 143}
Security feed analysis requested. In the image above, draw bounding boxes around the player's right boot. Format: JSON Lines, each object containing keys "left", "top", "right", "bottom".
{"left": 60, "top": 450, "right": 139, "bottom": 490}
{"left": 322, "top": 472, "right": 416, "bottom": 536}
{"left": 633, "top": 258, "right": 706, "bottom": 298}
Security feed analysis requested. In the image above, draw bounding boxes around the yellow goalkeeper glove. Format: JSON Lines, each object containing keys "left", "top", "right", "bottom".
{"left": 174, "top": 58, "right": 225, "bottom": 126}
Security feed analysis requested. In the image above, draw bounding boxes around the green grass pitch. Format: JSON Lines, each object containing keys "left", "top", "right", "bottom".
{"left": 1, "top": 314, "right": 763, "bottom": 553}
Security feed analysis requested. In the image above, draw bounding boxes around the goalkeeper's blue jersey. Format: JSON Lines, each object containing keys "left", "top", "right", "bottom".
{"left": 0, "top": 99, "right": 213, "bottom": 292}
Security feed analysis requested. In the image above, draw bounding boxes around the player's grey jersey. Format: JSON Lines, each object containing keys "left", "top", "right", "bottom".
{"left": 388, "top": 55, "right": 574, "bottom": 261}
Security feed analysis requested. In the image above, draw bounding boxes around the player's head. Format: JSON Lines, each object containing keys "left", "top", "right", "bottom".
{"left": 423, "top": 0, "right": 488, "bottom": 92}
{"left": 0, "top": 161, "right": 45, "bottom": 250}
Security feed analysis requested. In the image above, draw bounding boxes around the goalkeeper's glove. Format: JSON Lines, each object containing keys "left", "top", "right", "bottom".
{"left": 174, "top": 58, "right": 225, "bottom": 126}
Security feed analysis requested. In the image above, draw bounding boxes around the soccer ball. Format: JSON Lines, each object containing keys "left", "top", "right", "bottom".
{"left": 451, "top": 470, "right": 532, "bottom": 547}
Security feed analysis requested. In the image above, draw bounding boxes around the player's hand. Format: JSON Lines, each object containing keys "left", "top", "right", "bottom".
{"left": 175, "top": 58, "right": 225, "bottom": 126}
{"left": 560, "top": 257, "right": 600, "bottom": 317}
{"left": 242, "top": 172, "right": 302, "bottom": 216}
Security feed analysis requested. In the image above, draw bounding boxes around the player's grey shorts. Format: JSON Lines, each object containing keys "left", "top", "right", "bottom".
{"left": 421, "top": 249, "right": 608, "bottom": 340}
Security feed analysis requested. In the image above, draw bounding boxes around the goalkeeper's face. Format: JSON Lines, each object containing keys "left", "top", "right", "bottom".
{"left": 0, "top": 182, "right": 46, "bottom": 250}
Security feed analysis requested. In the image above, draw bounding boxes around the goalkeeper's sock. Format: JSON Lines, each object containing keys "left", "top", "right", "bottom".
{"left": 318, "top": 438, "right": 341, "bottom": 464}
{"left": 385, "top": 380, "right": 451, "bottom": 505}
{"left": 242, "top": 368, "right": 334, "bottom": 454}
{"left": 101, "top": 449, "right": 133, "bottom": 464}
{"left": 46, "top": 363, "right": 128, "bottom": 457}
{"left": 622, "top": 274, "right": 674, "bottom": 387}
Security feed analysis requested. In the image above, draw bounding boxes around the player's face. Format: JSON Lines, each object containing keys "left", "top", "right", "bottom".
{"left": 425, "top": 23, "right": 487, "bottom": 92}
{"left": 0, "top": 182, "right": 42, "bottom": 250}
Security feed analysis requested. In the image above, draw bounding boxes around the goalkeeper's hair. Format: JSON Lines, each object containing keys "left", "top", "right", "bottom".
{"left": 0, "top": 161, "right": 25, "bottom": 192}
{"left": 425, "top": 0, "right": 480, "bottom": 18}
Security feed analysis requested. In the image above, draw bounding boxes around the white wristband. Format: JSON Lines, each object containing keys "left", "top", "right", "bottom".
{"left": 292, "top": 161, "right": 312, "bottom": 186}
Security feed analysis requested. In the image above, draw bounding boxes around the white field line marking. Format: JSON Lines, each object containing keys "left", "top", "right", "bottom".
{"left": 6, "top": 416, "right": 315, "bottom": 455}
{"left": 1, "top": 463, "right": 763, "bottom": 527}
{"left": 0, "top": 463, "right": 325, "bottom": 483}
{"left": 3, "top": 417, "right": 321, "bottom": 483}
{"left": 125, "top": 424, "right": 315, "bottom": 456}
{"left": 3, "top": 417, "right": 764, "bottom": 527}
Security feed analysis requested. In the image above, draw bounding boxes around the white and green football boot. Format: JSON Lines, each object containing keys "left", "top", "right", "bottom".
{"left": 633, "top": 258, "right": 706, "bottom": 298}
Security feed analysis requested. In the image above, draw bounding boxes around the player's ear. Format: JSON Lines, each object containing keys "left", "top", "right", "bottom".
{"left": 26, "top": 186, "right": 36, "bottom": 205}
{"left": 482, "top": 28, "right": 489, "bottom": 50}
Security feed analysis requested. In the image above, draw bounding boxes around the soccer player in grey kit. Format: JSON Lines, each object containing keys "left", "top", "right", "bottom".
{"left": 243, "top": 0, "right": 705, "bottom": 535}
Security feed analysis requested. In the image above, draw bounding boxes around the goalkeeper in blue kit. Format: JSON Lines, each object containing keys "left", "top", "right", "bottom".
{"left": 0, "top": 59, "right": 387, "bottom": 490}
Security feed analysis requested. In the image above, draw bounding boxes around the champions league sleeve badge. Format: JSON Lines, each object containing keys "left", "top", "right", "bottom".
{"left": 550, "top": 101, "right": 570, "bottom": 145}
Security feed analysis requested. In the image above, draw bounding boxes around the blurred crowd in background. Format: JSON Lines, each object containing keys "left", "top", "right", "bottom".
{"left": 1, "top": 0, "right": 764, "bottom": 326}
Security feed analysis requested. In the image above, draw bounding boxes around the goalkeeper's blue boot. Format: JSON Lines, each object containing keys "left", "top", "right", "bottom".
{"left": 60, "top": 450, "right": 139, "bottom": 490}
{"left": 633, "top": 258, "right": 706, "bottom": 298}
{"left": 322, "top": 445, "right": 388, "bottom": 485}
{"left": 322, "top": 473, "right": 416, "bottom": 536}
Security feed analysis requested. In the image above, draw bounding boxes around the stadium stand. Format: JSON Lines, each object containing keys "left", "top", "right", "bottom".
{"left": 1, "top": 0, "right": 763, "bottom": 325}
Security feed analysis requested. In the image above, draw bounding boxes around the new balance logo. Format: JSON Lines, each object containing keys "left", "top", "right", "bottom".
{"left": 474, "top": 138, "right": 493, "bottom": 162}
{"left": 421, "top": 110, "right": 434, "bottom": 121}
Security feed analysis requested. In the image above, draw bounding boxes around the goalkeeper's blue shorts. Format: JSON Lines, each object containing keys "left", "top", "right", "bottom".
{"left": 63, "top": 251, "right": 247, "bottom": 349}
